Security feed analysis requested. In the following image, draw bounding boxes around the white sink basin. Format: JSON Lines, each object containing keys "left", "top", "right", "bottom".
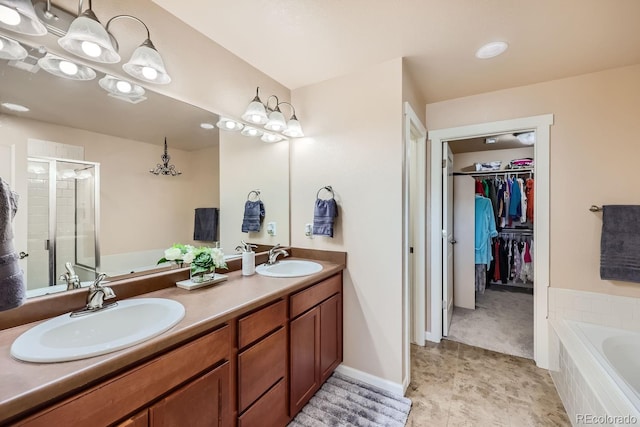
{"left": 256, "top": 260, "right": 323, "bottom": 278}
{"left": 11, "top": 298, "right": 185, "bottom": 363}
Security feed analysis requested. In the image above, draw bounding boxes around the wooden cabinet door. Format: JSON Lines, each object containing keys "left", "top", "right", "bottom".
{"left": 116, "top": 410, "right": 149, "bottom": 427}
{"left": 289, "top": 307, "right": 320, "bottom": 416}
{"left": 150, "top": 362, "right": 230, "bottom": 427}
{"left": 320, "top": 293, "right": 342, "bottom": 382}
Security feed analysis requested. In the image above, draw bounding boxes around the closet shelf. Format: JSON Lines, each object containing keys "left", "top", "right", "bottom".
{"left": 453, "top": 168, "right": 534, "bottom": 177}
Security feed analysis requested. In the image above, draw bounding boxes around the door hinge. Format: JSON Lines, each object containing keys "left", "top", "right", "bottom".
{"left": 442, "top": 159, "right": 446, "bottom": 168}
{"left": 409, "top": 247, "right": 414, "bottom": 254}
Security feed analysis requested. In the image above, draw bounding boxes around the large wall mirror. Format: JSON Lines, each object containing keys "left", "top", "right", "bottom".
{"left": 0, "top": 28, "right": 289, "bottom": 299}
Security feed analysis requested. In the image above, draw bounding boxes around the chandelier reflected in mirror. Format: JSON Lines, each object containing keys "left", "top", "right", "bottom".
{"left": 150, "top": 137, "right": 181, "bottom": 176}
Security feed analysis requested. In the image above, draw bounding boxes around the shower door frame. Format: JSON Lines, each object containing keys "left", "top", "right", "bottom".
{"left": 28, "top": 156, "right": 101, "bottom": 285}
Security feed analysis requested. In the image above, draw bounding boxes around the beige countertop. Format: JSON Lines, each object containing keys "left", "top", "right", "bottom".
{"left": 0, "top": 258, "right": 344, "bottom": 425}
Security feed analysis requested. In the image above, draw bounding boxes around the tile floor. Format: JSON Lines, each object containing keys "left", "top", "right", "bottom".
{"left": 405, "top": 341, "right": 571, "bottom": 427}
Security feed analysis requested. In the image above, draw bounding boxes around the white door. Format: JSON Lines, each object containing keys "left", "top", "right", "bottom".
{"left": 442, "top": 143, "right": 455, "bottom": 336}
{"left": 453, "top": 175, "right": 476, "bottom": 309}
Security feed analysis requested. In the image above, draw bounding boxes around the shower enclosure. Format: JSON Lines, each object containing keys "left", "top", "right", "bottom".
{"left": 26, "top": 157, "right": 100, "bottom": 288}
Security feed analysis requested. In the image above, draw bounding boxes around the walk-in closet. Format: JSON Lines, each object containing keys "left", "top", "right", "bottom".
{"left": 445, "top": 132, "right": 535, "bottom": 359}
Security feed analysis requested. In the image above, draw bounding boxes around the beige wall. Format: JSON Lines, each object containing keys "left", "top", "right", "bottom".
{"left": 218, "top": 132, "right": 290, "bottom": 253}
{"left": 1, "top": 114, "right": 219, "bottom": 258}
{"left": 426, "top": 64, "right": 640, "bottom": 298}
{"left": 291, "top": 58, "right": 404, "bottom": 384}
{"left": 402, "top": 58, "right": 427, "bottom": 124}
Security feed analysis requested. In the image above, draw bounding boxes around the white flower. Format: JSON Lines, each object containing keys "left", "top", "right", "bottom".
{"left": 164, "top": 247, "right": 182, "bottom": 261}
{"left": 211, "top": 248, "right": 225, "bottom": 267}
{"left": 182, "top": 251, "right": 195, "bottom": 264}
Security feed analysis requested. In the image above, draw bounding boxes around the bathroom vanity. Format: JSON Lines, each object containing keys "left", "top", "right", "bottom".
{"left": 0, "top": 253, "right": 345, "bottom": 427}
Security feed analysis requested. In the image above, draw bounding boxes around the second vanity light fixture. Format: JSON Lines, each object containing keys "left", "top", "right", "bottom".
{"left": 0, "top": 0, "right": 171, "bottom": 85}
{"left": 241, "top": 87, "right": 304, "bottom": 138}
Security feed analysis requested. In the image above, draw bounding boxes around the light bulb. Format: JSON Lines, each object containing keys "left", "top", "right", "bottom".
{"left": 81, "top": 41, "right": 102, "bottom": 58}
{"left": 225, "top": 121, "right": 236, "bottom": 129}
{"left": 142, "top": 66, "right": 158, "bottom": 81}
{"left": 248, "top": 128, "right": 257, "bottom": 136}
{"left": 116, "top": 80, "right": 132, "bottom": 93}
{"left": 0, "top": 5, "right": 21, "bottom": 26}
{"left": 58, "top": 60, "right": 78, "bottom": 76}
{"left": 251, "top": 114, "right": 262, "bottom": 123}
{"left": 200, "top": 123, "right": 215, "bottom": 130}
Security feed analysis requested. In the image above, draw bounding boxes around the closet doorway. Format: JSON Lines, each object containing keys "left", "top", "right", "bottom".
{"left": 445, "top": 135, "right": 535, "bottom": 359}
{"left": 428, "top": 114, "right": 553, "bottom": 369}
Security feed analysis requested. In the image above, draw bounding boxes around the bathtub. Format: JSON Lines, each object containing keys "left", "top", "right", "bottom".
{"left": 549, "top": 318, "right": 640, "bottom": 426}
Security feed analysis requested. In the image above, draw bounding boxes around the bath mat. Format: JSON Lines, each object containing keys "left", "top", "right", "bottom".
{"left": 288, "top": 372, "right": 412, "bottom": 427}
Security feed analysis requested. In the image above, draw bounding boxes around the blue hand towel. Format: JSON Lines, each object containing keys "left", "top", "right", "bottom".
{"left": 194, "top": 208, "right": 219, "bottom": 241}
{"left": 242, "top": 200, "right": 265, "bottom": 233}
{"left": 313, "top": 198, "right": 338, "bottom": 237}
{"left": 600, "top": 205, "right": 640, "bottom": 283}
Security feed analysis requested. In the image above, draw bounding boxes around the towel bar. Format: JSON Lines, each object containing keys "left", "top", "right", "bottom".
{"left": 590, "top": 205, "right": 603, "bottom": 212}
{"left": 247, "top": 190, "right": 261, "bottom": 201}
{"left": 316, "top": 185, "right": 334, "bottom": 200}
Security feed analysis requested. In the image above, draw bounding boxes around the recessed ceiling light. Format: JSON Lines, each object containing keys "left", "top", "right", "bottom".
{"left": 485, "top": 137, "right": 497, "bottom": 144}
{"left": 475, "top": 41, "right": 508, "bottom": 59}
{"left": 200, "top": 122, "right": 215, "bottom": 130}
{"left": 1, "top": 102, "right": 29, "bottom": 112}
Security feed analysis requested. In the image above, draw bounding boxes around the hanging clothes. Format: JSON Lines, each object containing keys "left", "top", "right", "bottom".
{"left": 517, "top": 178, "right": 527, "bottom": 223}
{"left": 475, "top": 195, "right": 498, "bottom": 266}
{"left": 508, "top": 177, "right": 522, "bottom": 221}
{"left": 525, "top": 178, "right": 534, "bottom": 223}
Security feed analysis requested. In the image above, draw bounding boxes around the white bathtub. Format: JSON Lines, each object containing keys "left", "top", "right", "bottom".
{"left": 550, "top": 319, "right": 640, "bottom": 426}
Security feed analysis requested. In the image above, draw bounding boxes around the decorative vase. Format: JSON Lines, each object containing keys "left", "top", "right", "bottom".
{"left": 190, "top": 266, "right": 215, "bottom": 283}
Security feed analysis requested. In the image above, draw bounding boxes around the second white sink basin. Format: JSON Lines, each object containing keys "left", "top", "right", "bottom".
{"left": 256, "top": 260, "right": 323, "bottom": 278}
{"left": 11, "top": 298, "right": 185, "bottom": 363}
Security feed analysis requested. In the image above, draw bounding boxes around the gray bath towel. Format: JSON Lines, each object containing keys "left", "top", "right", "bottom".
{"left": 0, "top": 177, "right": 25, "bottom": 311}
{"left": 241, "top": 200, "right": 265, "bottom": 233}
{"left": 193, "top": 208, "right": 218, "bottom": 241}
{"left": 313, "top": 198, "right": 338, "bottom": 237}
{"left": 600, "top": 205, "right": 640, "bottom": 283}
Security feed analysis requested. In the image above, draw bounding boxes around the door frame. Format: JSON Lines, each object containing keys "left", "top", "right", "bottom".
{"left": 427, "top": 114, "right": 553, "bottom": 369}
{"left": 402, "top": 101, "right": 427, "bottom": 392}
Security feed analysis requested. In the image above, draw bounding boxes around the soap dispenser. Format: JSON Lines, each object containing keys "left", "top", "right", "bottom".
{"left": 236, "top": 240, "right": 258, "bottom": 276}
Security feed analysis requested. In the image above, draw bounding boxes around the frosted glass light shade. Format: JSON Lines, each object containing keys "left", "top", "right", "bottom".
{"left": 242, "top": 100, "right": 268, "bottom": 124}
{"left": 283, "top": 116, "right": 304, "bottom": 137}
{"left": 0, "top": 0, "right": 47, "bottom": 36}
{"left": 0, "top": 34, "right": 27, "bottom": 60}
{"left": 241, "top": 126, "right": 264, "bottom": 137}
{"left": 58, "top": 10, "right": 120, "bottom": 63}
{"left": 123, "top": 40, "right": 171, "bottom": 84}
{"left": 99, "top": 75, "right": 145, "bottom": 97}
{"left": 216, "top": 118, "right": 244, "bottom": 131}
{"left": 261, "top": 132, "right": 283, "bottom": 143}
{"left": 264, "top": 108, "right": 287, "bottom": 132}
{"left": 38, "top": 54, "right": 96, "bottom": 80}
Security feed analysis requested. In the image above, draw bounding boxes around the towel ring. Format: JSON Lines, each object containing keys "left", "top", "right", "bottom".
{"left": 247, "top": 190, "right": 261, "bottom": 201}
{"left": 316, "top": 185, "right": 335, "bottom": 200}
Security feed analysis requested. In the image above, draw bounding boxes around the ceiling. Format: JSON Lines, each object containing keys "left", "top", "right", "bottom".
{"left": 152, "top": 0, "right": 640, "bottom": 103}
{"left": 448, "top": 133, "right": 533, "bottom": 154}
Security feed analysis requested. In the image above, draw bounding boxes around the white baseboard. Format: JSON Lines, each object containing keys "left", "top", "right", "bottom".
{"left": 425, "top": 331, "right": 441, "bottom": 343}
{"left": 334, "top": 364, "right": 404, "bottom": 396}
{"left": 402, "top": 374, "right": 410, "bottom": 394}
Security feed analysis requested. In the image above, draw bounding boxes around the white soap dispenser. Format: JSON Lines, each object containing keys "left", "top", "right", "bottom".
{"left": 236, "top": 240, "right": 258, "bottom": 276}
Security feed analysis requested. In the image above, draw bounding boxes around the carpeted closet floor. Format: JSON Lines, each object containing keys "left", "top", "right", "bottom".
{"left": 446, "top": 286, "right": 533, "bottom": 359}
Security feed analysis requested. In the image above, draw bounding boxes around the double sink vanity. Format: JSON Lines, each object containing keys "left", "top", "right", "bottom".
{"left": 0, "top": 248, "right": 346, "bottom": 427}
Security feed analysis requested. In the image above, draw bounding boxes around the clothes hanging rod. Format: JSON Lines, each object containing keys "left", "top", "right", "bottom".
{"left": 453, "top": 168, "right": 534, "bottom": 177}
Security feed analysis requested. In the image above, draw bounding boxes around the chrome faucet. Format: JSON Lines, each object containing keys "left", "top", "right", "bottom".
{"left": 59, "top": 262, "right": 81, "bottom": 290}
{"left": 267, "top": 244, "right": 289, "bottom": 265}
{"left": 71, "top": 273, "right": 116, "bottom": 317}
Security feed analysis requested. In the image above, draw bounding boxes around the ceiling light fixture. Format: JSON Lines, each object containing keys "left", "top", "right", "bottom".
{"left": 485, "top": 137, "right": 497, "bottom": 144}
{"left": 38, "top": 53, "right": 96, "bottom": 80}
{"left": 475, "top": 41, "right": 508, "bottom": 59}
{"left": 261, "top": 132, "right": 282, "bottom": 143}
{"left": 516, "top": 131, "right": 535, "bottom": 145}
{"left": 240, "top": 126, "right": 263, "bottom": 137}
{"left": 98, "top": 74, "right": 145, "bottom": 98}
{"left": 1, "top": 101, "right": 29, "bottom": 112}
{"left": 200, "top": 122, "right": 215, "bottom": 130}
{"left": 150, "top": 137, "right": 181, "bottom": 176}
{"left": 241, "top": 87, "right": 304, "bottom": 138}
{"left": 0, "top": 0, "right": 47, "bottom": 36}
{"left": 0, "top": 34, "right": 27, "bottom": 60}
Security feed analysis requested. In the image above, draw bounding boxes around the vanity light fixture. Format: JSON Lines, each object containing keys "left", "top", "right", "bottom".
{"left": 98, "top": 74, "right": 144, "bottom": 97}
{"left": 0, "top": 0, "right": 47, "bottom": 36}
{"left": 475, "top": 41, "right": 508, "bottom": 59}
{"left": 150, "top": 137, "right": 181, "bottom": 176}
{"left": 0, "top": 34, "right": 27, "bottom": 60}
{"left": 38, "top": 53, "right": 96, "bottom": 80}
{"left": 261, "top": 132, "right": 282, "bottom": 143}
{"left": 241, "top": 87, "right": 304, "bottom": 138}
{"left": 216, "top": 117, "right": 244, "bottom": 131}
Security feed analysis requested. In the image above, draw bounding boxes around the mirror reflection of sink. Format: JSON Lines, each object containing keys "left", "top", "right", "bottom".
{"left": 256, "top": 260, "right": 323, "bottom": 278}
{"left": 10, "top": 298, "right": 185, "bottom": 363}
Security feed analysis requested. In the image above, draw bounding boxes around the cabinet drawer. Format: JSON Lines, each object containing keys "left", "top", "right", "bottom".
{"left": 238, "top": 327, "right": 286, "bottom": 413}
{"left": 290, "top": 273, "right": 341, "bottom": 319}
{"left": 238, "top": 299, "right": 286, "bottom": 349}
{"left": 16, "top": 325, "right": 230, "bottom": 427}
{"left": 238, "top": 379, "right": 287, "bottom": 427}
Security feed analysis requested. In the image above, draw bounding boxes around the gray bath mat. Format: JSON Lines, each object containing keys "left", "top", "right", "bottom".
{"left": 288, "top": 372, "right": 412, "bottom": 427}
